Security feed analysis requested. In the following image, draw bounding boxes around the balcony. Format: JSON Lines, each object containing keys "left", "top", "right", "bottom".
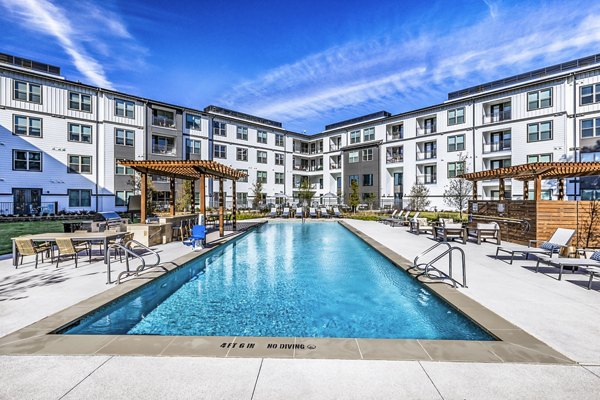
{"left": 386, "top": 155, "right": 404, "bottom": 164}
{"left": 152, "top": 115, "right": 175, "bottom": 128}
{"left": 417, "top": 126, "right": 436, "bottom": 135}
{"left": 330, "top": 144, "right": 341, "bottom": 151}
{"left": 388, "top": 132, "right": 403, "bottom": 140}
{"left": 416, "top": 174, "right": 437, "bottom": 184}
{"left": 483, "top": 110, "right": 511, "bottom": 124}
{"left": 483, "top": 140, "right": 512, "bottom": 153}
{"left": 152, "top": 144, "right": 176, "bottom": 155}
{"left": 330, "top": 163, "right": 341, "bottom": 170}
{"left": 293, "top": 165, "right": 308, "bottom": 171}
{"left": 416, "top": 151, "right": 437, "bottom": 161}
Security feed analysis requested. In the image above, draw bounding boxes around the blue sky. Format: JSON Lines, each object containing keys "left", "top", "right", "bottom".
{"left": 1, "top": 0, "right": 600, "bottom": 133}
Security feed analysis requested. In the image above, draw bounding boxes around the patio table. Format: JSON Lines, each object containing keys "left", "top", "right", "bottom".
{"left": 12, "top": 231, "right": 124, "bottom": 267}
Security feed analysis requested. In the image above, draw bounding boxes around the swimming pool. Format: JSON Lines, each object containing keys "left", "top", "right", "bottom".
{"left": 62, "top": 222, "right": 493, "bottom": 340}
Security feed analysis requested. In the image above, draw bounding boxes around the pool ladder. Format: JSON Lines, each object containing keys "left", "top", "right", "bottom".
{"left": 412, "top": 242, "right": 467, "bottom": 288}
{"left": 106, "top": 239, "right": 167, "bottom": 284}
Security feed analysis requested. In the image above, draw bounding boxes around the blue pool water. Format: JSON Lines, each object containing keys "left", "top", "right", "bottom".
{"left": 63, "top": 222, "right": 493, "bottom": 340}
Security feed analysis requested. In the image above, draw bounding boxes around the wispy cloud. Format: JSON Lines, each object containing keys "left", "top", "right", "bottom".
{"left": 220, "top": 1, "right": 600, "bottom": 131}
{"left": 0, "top": 0, "right": 145, "bottom": 89}
{"left": 483, "top": 0, "right": 500, "bottom": 19}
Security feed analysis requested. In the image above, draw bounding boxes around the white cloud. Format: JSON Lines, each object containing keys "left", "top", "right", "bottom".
{"left": 483, "top": 0, "right": 500, "bottom": 19}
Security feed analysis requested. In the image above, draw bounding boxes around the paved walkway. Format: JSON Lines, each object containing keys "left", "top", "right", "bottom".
{"left": 1, "top": 219, "right": 600, "bottom": 399}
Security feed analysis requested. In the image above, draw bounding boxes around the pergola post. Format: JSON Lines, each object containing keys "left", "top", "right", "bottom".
{"left": 523, "top": 180, "right": 529, "bottom": 200}
{"left": 499, "top": 178, "right": 505, "bottom": 201}
{"left": 472, "top": 182, "right": 478, "bottom": 200}
{"left": 218, "top": 177, "right": 224, "bottom": 237}
{"left": 232, "top": 180, "right": 237, "bottom": 231}
{"left": 140, "top": 172, "right": 147, "bottom": 223}
{"left": 169, "top": 177, "right": 176, "bottom": 216}
{"left": 558, "top": 178, "right": 565, "bottom": 200}
{"left": 190, "top": 179, "right": 196, "bottom": 213}
{"left": 200, "top": 174, "right": 206, "bottom": 223}
{"left": 535, "top": 175, "right": 542, "bottom": 201}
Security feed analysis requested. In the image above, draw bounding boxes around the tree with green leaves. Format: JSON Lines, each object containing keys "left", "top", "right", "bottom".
{"left": 297, "top": 179, "right": 315, "bottom": 206}
{"left": 176, "top": 180, "right": 195, "bottom": 212}
{"left": 349, "top": 179, "right": 360, "bottom": 212}
{"left": 251, "top": 181, "right": 264, "bottom": 209}
{"left": 443, "top": 178, "right": 472, "bottom": 220}
{"left": 363, "top": 193, "right": 377, "bottom": 210}
{"left": 407, "top": 182, "right": 430, "bottom": 211}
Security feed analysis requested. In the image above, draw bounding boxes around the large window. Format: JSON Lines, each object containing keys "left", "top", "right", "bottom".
{"left": 527, "top": 154, "right": 552, "bottom": 163}
{"left": 214, "top": 144, "right": 227, "bottom": 159}
{"left": 13, "top": 150, "right": 41, "bottom": 171}
{"left": 69, "top": 189, "right": 91, "bottom": 207}
{"left": 363, "top": 174, "right": 374, "bottom": 186}
{"left": 581, "top": 118, "right": 600, "bottom": 138}
{"left": 238, "top": 169, "right": 248, "bottom": 182}
{"left": 237, "top": 192, "right": 248, "bottom": 206}
{"left": 152, "top": 109, "right": 175, "bottom": 128}
{"left": 236, "top": 147, "right": 248, "bottom": 161}
{"left": 115, "top": 163, "right": 134, "bottom": 175}
{"left": 447, "top": 161, "right": 465, "bottom": 178}
{"left": 389, "top": 124, "right": 403, "bottom": 139}
{"left": 68, "top": 123, "right": 92, "bottom": 143}
{"left": 186, "top": 139, "right": 201, "bottom": 155}
{"left": 275, "top": 153, "right": 284, "bottom": 165}
{"left": 14, "top": 80, "right": 41, "bottom": 103}
{"left": 69, "top": 92, "right": 91, "bottom": 112}
{"left": 257, "top": 171, "right": 267, "bottom": 184}
{"left": 13, "top": 115, "right": 42, "bottom": 137}
{"left": 275, "top": 133, "right": 285, "bottom": 147}
{"left": 257, "top": 150, "right": 268, "bottom": 163}
{"left": 490, "top": 159, "right": 511, "bottom": 170}
{"left": 528, "top": 88, "right": 552, "bottom": 110}
{"left": 236, "top": 126, "right": 248, "bottom": 140}
{"left": 423, "top": 117, "right": 436, "bottom": 134}
{"left": 580, "top": 83, "right": 600, "bottom": 105}
{"left": 186, "top": 113, "right": 201, "bottom": 130}
{"left": 447, "top": 134, "right": 465, "bottom": 152}
{"left": 348, "top": 151, "right": 359, "bottom": 163}
{"left": 257, "top": 130, "right": 268, "bottom": 144}
{"left": 423, "top": 165, "right": 437, "bottom": 184}
{"left": 213, "top": 121, "right": 226, "bottom": 136}
{"left": 115, "top": 190, "right": 134, "bottom": 207}
{"left": 362, "top": 149, "right": 373, "bottom": 161}
{"left": 152, "top": 135, "right": 175, "bottom": 155}
{"left": 68, "top": 155, "right": 92, "bottom": 174}
{"left": 350, "top": 130, "right": 361, "bottom": 144}
{"left": 275, "top": 172, "right": 284, "bottom": 185}
{"left": 448, "top": 107, "right": 465, "bottom": 125}
{"left": 363, "top": 127, "right": 375, "bottom": 141}
{"left": 115, "top": 128, "right": 134, "bottom": 146}
{"left": 349, "top": 175, "right": 359, "bottom": 185}
{"left": 115, "top": 98, "right": 135, "bottom": 118}
{"left": 527, "top": 121, "right": 552, "bottom": 142}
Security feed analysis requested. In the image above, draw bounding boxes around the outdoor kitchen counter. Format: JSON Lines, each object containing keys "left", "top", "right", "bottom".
{"left": 127, "top": 223, "right": 172, "bottom": 247}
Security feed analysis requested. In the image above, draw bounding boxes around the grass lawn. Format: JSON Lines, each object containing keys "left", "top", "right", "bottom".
{"left": 0, "top": 221, "right": 64, "bottom": 255}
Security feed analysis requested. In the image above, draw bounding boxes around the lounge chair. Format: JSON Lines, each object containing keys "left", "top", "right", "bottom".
{"left": 535, "top": 250, "right": 600, "bottom": 287}
{"left": 309, "top": 207, "right": 318, "bottom": 218}
{"left": 495, "top": 228, "right": 576, "bottom": 264}
{"left": 468, "top": 222, "right": 501, "bottom": 245}
{"left": 282, "top": 207, "right": 290, "bottom": 218}
{"left": 14, "top": 238, "right": 52, "bottom": 269}
{"left": 333, "top": 207, "right": 341, "bottom": 218}
{"left": 55, "top": 238, "right": 91, "bottom": 268}
{"left": 268, "top": 207, "right": 278, "bottom": 218}
{"left": 379, "top": 209, "right": 397, "bottom": 223}
{"left": 295, "top": 208, "right": 304, "bottom": 218}
{"left": 434, "top": 223, "right": 467, "bottom": 244}
{"left": 320, "top": 207, "right": 330, "bottom": 218}
{"left": 409, "top": 218, "right": 434, "bottom": 235}
{"left": 383, "top": 210, "right": 404, "bottom": 225}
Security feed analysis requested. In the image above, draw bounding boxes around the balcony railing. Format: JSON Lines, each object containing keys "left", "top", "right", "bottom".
{"left": 152, "top": 115, "right": 175, "bottom": 128}
{"left": 416, "top": 174, "right": 437, "bottom": 184}
{"left": 330, "top": 144, "right": 341, "bottom": 151}
{"left": 388, "top": 132, "right": 403, "bottom": 140}
{"left": 483, "top": 110, "right": 511, "bottom": 124}
{"left": 152, "top": 145, "right": 176, "bottom": 155}
{"left": 330, "top": 163, "right": 341, "bottom": 170}
{"left": 416, "top": 151, "right": 437, "bottom": 161}
{"left": 416, "top": 126, "right": 436, "bottom": 135}
{"left": 386, "top": 155, "right": 404, "bottom": 164}
{"left": 293, "top": 183, "right": 317, "bottom": 189}
{"left": 483, "top": 140, "right": 511, "bottom": 153}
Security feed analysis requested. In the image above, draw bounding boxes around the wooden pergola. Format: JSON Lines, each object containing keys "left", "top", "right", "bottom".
{"left": 117, "top": 160, "right": 247, "bottom": 237}
{"left": 462, "top": 162, "right": 600, "bottom": 201}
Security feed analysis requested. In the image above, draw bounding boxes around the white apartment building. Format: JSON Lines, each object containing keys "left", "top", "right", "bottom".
{"left": 1, "top": 52, "right": 600, "bottom": 214}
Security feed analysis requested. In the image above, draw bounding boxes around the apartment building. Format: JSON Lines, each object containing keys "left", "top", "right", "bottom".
{"left": 1, "top": 52, "right": 600, "bottom": 214}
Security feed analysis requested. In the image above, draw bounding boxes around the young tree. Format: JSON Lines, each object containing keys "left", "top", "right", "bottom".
{"left": 443, "top": 178, "right": 473, "bottom": 220}
{"left": 297, "top": 179, "right": 315, "bottom": 206}
{"left": 251, "top": 181, "right": 264, "bottom": 209}
{"left": 363, "top": 193, "right": 377, "bottom": 210}
{"left": 580, "top": 199, "right": 600, "bottom": 248}
{"left": 349, "top": 180, "right": 360, "bottom": 212}
{"left": 176, "top": 180, "right": 195, "bottom": 212}
{"left": 407, "top": 182, "right": 430, "bottom": 211}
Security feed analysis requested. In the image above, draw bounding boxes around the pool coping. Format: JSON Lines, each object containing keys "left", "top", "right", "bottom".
{"left": 0, "top": 220, "right": 575, "bottom": 364}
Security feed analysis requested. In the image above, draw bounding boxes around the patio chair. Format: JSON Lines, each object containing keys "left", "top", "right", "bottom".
{"left": 282, "top": 207, "right": 290, "bottom": 218}
{"left": 379, "top": 209, "right": 397, "bottom": 223}
{"left": 55, "top": 238, "right": 91, "bottom": 268}
{"left": 495, "top": 228, "right": 575, "bottom": 265}
{"left": 295, "top": 208, "right": 304, "bottom": 218}
{"left": 309, "top": 208, "right": 317, "bottom": 218}
{"left": 468, "top": 222, "right": 501, "bottom": 245}
{"left": 383, "top": 210, "right": 403, "bottom": 225}
{"left": 14, "top": 238, "right": 52, "bottom": 269}
{"left": 535, "top": 250, "right": 600, "bottom": 287}
{"left": 434, "top": 223, "right": 467, "bottom": 244}
{"left": 268, "top": 207, "right": 278, "bottom": 218}
{"left": 110, "top": 232, "right": 134, "bottom": 262}
{"left": 320, "top": 207, "right": 330, "bottom": 218}
{"left": 409, "top": 217, "right": 434, "bottom": 235}
{"left": 183, "top": 225, "right": 207, "bottom": 250}
{"left": 333, "top": 207, "right": 341, "bottom": 218}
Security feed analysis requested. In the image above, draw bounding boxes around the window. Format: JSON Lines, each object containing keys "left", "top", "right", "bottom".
{"left": 349, "top": 151, "right": 359, "bottom": 163}
{"left": 257, "top": 150, "right": 268, "bottom": 163}
{"left": 69, "top": 92, "right": 91, "bottom": 112}
{"left": 423, "top": 165, "right": 437, "bottom": 184}
{"left": 115, "top": 98, "right": 135, "bottom": 118}
{"left": 186, "top": 139, "right": 201, "bottom": 155}
{"left": 69, "top": 189, "right": 92, "bottom": 207}
{"left": 152, "top": 174, "right": 168, "bottom": 182}
{"left": 387, "top": 146, "right": 403, "bottom": 163}
{"left": 236, "top": 126, "right": 248, "bottom": 140}
{"left": 389, "top": 124, "right": 403, "bottom": 139}
{"left": 152, "top": 135, "right": 176, "bottom": 155}
{"left": 528, "top": 88, "right": 552, "bottom": 110}
{"left": 580, "top": 84, "right": 600, "bottom": 105}
{"left": 115, "top": 128, "right": 134, "bottom": 146}
{"left": 13, "top": 115, "right": 42, "bottom": 137}
{"left": 14, "top": 80, "right": 41, "bottom": 103}
{"left": 186, "top": 114, "right": 201, "bottom": 130}
{"left": 350, "top": 130, "right": 361, "bottom": 144}
{"left": 275, "top": 153, "right": 284, "bottom": 165}
{"left": 581, "top": 118, "right": 600, "bottom": 138}
{"left": 68, "top": 123, "right": 92, "bottom": 143}
{"left": 13, "top": 150, "right": 41, "bottom": 171}
{"left": 236, "top": 147, "right": 248, "bottom": 161}
{"left": 490, "top": 159, "right": 511, "bottom": 170}
{"left": 394, "top": 172, "right": 403, "bottom": 186}
{"left": 362, "top": 149, "right": 373, "bottom": 161}
{"left": 490, "top": 102, "right": 511, "bottom": 122}
{"left": 257, "top": 130, "right": 268, "bottom": 144}
{"left": 275, "top": 133, "right": 285, "bottom": 147}
{"left": 275, "top": 172, "right": 284, "bottom": 185}
{"left": 419, "top": 141, "right": 437, "bottom": 160}
{"left": 152, "top": 109, "right": 175, "bottom": 128}
{"left": 115, "top": 191, "right": 134, "bottom": 207}
{"left": 257, "top": 171, "right": 267, "bottom": 184}
{"left": 492, "top": 190, "right": 514, "bottom": 200}
{"left": 447, "top": 134, "right": 465, "bottom": 152}
{"left": 363, "top": 174, "right": 374, "bottom": 186}
{"left": 349, "top": 175, "right": 359, "bottom": 185}
{"left": 237, "top": 192, "right": 248, "bottom": 206}
{"left": 238, "top": 169, "right": 248, "bottom": 182}
{"left": 527, "top": 154, "right": 553, "bottom": 163}
{"left": 115, "top": 163, "right": 134, "bottom": 175}
{"left": 447, "top": 162, "right": 465, "bottom": 178}
{"left": 487, "top": 130, "right": 511, "bottom": 152}
{"left": 363, "top": 127, "right": 375, "bottom": 141}
{"left": 448, "top": 107, "right": 465, "bottom": 125}
{"left": 527, "top": 121, "right": 552, "bottom": 142}
{"left": 423, "top": 117, "right": 436, "bottom": 134}
{"left": 214, "top": 144, "right": 227, "bottom": 159}
{"left": 213, "top": 121, "right": 226, "bottom": 136}
{"left": 68, "top": 155, "right": 92, "bottom": 174}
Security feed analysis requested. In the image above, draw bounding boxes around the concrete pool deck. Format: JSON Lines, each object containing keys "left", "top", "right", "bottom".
{"left": 1, "top": 219, "right": 600, "bottom": 398}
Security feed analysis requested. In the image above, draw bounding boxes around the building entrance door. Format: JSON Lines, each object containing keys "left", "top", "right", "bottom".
{"left": 13, "top": 188, "right": 42, "bottom": 214}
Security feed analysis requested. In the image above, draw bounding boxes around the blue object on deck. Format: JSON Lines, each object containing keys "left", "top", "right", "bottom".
{"left": 183, "top": 225, "right": 206, "bottom": 249}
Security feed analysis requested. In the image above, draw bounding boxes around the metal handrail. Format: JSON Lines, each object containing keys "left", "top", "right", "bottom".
{"left": 424, "top": 247, "right": 467, "bottom": 288}
{"left": 413, "top": 242, "right": 451, "bottom": 270}
{"left": 106, "top": 239, "right": 164, "bottom": 284}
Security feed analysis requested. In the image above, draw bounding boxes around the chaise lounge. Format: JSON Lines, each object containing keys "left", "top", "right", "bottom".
{"left": 535, "top": 250, "right": 600, "bottom": 287}
{"left": 495, "top": 228, "right": 575, "bottom": 264}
